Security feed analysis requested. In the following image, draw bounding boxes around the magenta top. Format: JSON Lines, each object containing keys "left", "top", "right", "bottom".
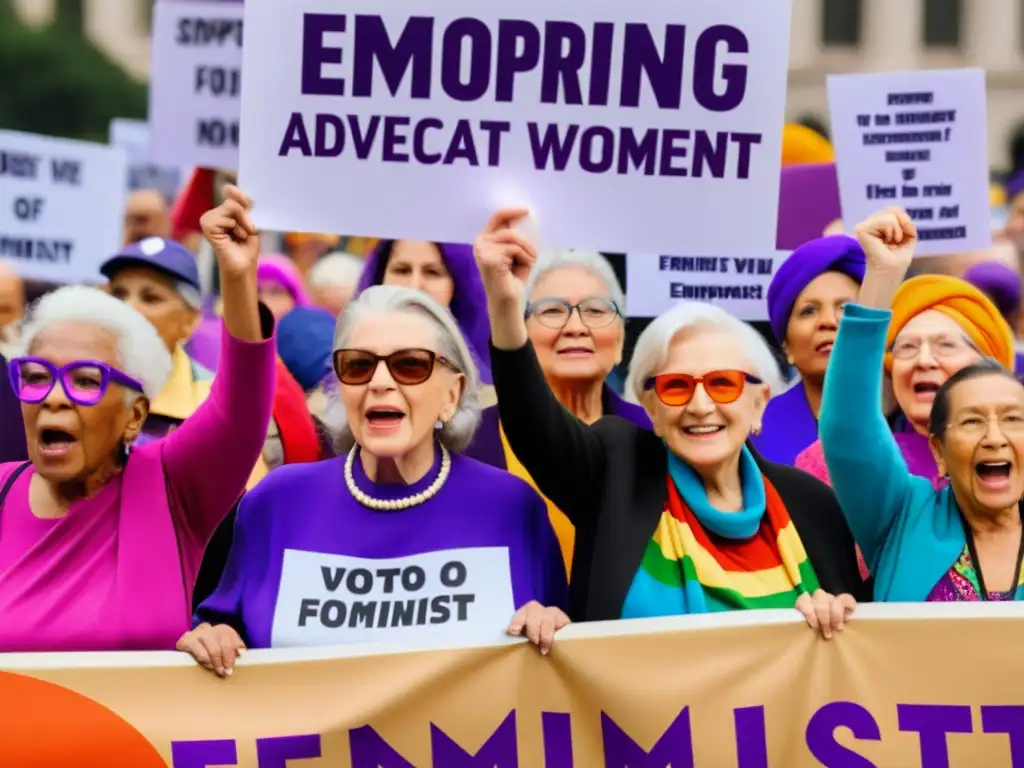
{"left": 0, "top": 322, "right": 276, "bottom": 652}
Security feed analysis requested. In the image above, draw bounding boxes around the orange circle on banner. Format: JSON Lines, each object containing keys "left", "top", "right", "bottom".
{"left": 0, "top": 670, "right": 166, "bottom": 766}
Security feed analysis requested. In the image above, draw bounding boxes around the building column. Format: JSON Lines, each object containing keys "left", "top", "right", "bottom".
{"left": 966, "top": 0, "right": 1021, "bottom": 71}
{"left": 788, "top": 0, "right": 821, "bottom": 71}
{"left": 863, "top": 0, "right": 922, "bottom": 70}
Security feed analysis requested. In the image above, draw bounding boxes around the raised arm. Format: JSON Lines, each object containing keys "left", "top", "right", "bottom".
{"left": 818, "top": 208, "right": 919, "bottom": 569}
{"left": 161, "top": 186, "right": 276, "bottom": 545}
{"left": 476, "top": 209, "right": 606, "bottom": 521}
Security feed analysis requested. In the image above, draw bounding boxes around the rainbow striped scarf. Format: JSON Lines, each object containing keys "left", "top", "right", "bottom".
{"left": 621, "top": 447, "right": 820, "bottom": 617}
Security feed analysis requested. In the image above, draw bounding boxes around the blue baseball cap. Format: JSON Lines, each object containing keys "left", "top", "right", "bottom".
{"left": 100, "top": 237, "right": 201, "bottom": 292}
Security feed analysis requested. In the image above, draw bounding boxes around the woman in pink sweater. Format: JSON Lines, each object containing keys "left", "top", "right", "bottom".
{"left": 0, "top": 186, "right": 276, "bottom": 652}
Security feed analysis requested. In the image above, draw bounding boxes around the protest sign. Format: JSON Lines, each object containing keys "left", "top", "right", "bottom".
{"left": 270, "top": 547, "right": 516, "bottom": 646}
{"left": 828, "top": 68, "right": 990, "bottom": 256}
{"left": 2, "top": 604, "right": 1024, "bottom": 766}
{"left": 149, "top": 0, "right": 244, "bottom": 170}
{"left": 238, "top": 0, "right": 792, "bottom": 255}
{"left": 0, "top": 131, "right": 125, "bottom": 284}
{"left": 109, "top": 118, "right": 185, "bottom": 200}
{"left": 626, "top": 251, "right": 787, "bottom": 319}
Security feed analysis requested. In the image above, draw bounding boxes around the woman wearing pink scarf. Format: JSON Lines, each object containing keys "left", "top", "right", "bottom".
{"left": 257, "top": 254, "right": 312, "bottom": 320}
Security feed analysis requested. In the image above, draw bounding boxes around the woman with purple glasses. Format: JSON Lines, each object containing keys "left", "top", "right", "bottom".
{"left": 0, "top": 185, "right": 276, "bottom": 652}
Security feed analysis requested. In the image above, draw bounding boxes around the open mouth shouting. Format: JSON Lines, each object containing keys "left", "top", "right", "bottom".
{"left": 912, "top": 381, "right": 941, "bottom": 401}
{"left": 37, "top": 427, "right": 78, "bottom": 459}
{"left": 364, "top": 406, "right": 406, "bottom": 435}
{"left": 975, "top": 459, "right": 1013, "bottom": 492}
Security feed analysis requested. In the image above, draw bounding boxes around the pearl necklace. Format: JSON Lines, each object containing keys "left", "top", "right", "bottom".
{"left": 344, "top": 443, "right": 451, "bottom": 510}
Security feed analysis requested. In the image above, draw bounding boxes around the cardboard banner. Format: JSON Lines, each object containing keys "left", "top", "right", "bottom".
{"left": 3, "top": 604, "right": 1024, "bottom": 766}
{"left": 237, "top": 0, "right": 793, "bottom": 255}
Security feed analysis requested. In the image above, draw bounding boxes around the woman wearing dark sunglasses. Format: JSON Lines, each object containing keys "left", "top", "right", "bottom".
{"left": 476, "top": 208, "right": 867, "bottom": 646}
{"left": 0, "top": 185, "right": 276, "bottom": 653}
{"left": 181, "top": 284, "right": 567, "bottom": 675}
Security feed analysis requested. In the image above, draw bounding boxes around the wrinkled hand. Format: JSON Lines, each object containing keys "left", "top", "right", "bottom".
{"left": 854, "top": 207, "right": 917, "bottom": 274}
{"left": 795, "top": 590, "right": 856, "bottom": 640}
{"left": 473, "top": 208, "right": 538, "bottom": 307}
{"left": 200, "top": 184, "right": 260, "bottom": 277}
{"left": 177, "top": 622, "right": 246, "bottom": 677}
{"left": 507, "top": 601, "right": 570, "bottom": 655}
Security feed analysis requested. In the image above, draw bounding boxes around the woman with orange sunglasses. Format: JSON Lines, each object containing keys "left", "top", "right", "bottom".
{"left": 475, "top": 208, "right": 867, "bottom": 646}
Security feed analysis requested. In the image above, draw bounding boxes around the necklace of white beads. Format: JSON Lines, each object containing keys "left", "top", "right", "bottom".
{"left": 344, "top": 443, "right": 451, "bottom": 511}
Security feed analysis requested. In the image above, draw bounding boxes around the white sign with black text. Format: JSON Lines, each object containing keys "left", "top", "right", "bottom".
{"left": 149, "top": 0, "right": 244, "bottom": 169}
{"left": 0, "top": 130, "right": 126, "bottom": 284}
{"left": 270, "top": 547, "right": 517, "bottom": 648}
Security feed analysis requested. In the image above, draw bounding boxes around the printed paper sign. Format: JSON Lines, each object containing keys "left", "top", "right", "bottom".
{"left": 827, "top": 68, "right": 990, "bottom": 256}
{"left": 149, "top": 0, "right": 244, "bottom": 170}
{"left": 270, "top": 547, "right": 516, "bottom": 648}
{"left": 626, "top": 251, "right": 788, "bottom": 319}
{"left": 238, "top": 0, "right": 793, "bottom": 255}
{"left": 0, "top": 131, "right": 126, "bottom": 284}
{"left": 108, "top": 118, "right": 184, "bottom": 200}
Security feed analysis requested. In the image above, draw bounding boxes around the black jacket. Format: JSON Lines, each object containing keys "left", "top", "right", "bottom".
{"left": 491, "top": 341, "right": 869, "bottom": 622}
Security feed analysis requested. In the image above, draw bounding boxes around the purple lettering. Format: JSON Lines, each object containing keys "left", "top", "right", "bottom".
{"left": 348, "top": 114, "right": 381, "bottom": 159}
{"left": 805, "top": 702, "right": 880, "bottom": 768}
{"left": 693, "top": 130, "right": 728, "bottom": 178}
{"left": 382, "top": 116, "right": 410, "bottom": 162}
{"left": 479, "top": 120, "right": 511, "bottom": 165}
{"left": 619, "top": 23, "right": 685, "bottom": 109}
{"left": 528, "top": 123, "right": 579, "bottom": 170}
{"left": 897, "top": 704, "right": 972, "bottom": 768}
{"left": 441, "top": 18, "right": 492, "bottom": 101}
{"left": 301, "top": 14, "right": 346, "bottom": 96}
{"left": 734, "top": 706, "right": 768, "bottom": 768}
{"left": 693, "top": 25, "right": 749, "bottom": 112}
{"left": 659, "top": 129, "right": 690, "bottom": 177}
{"left": 256, "top": 734, "right": 321, "bottom": 767}
{"left": 730, "top": 132, "right": 761, "bottom": 178}
{"left": 617, "top": 128, "right": 658, "bottom": 175}
{"left": 413, "top": 118, "right": 443, "bottom": 164}
{"left": 588, "top": 23, "right": 614, "bottom": 105}
{"left": 542, "top": 712, "right": 573, "bottom": 768}
{"left": 495, "top": 21, "right": 540, "bottom": 102}
{"left": 171, "top": 739, "right": 238, "bottom": 768}
{"left": 540, "top": 22, "right": 585, "bottom": 105}
{"left": 443, "top": 119, "right": 480, "bottom": 166}
{"left": 352, "top": 16, "right": 433, "bottom": 99}
{"left": 602, "top": 709, "right": 694, "bottom": 768}
{"left": 981, "top": 705, "right": 1024, "bottom": 764}
{"left": 431, "top": 711, "right": 518, "bottom": 767}
{"left": 315, "top": 114, "right": 345, "bottom": 156}
{"left": 349, "top": 725, "right": 415, "bottom": 768}
{"left": 278, "top": 113, "right": 313, "bottom": 156}
{"left": 579, "top": 126, "right": 614, "bottom": 173}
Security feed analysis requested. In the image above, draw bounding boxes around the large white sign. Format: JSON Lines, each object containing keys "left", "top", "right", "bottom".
{"left": 270, "top": 547, "right": 517, "bottom": 648}
{"left": 0, "top": 131, "right": 126, "bottom": 284}
{"left": 828, "top": 68, "right": 990, "bottom": 256}
{"left": 149, "top": 0, "right": 243, "bottom": 170}
{"left": 108, "top": 118, "right": 184, "bottom": 200}
{"left": 626, "top": 251, "right": 788, "bottom": 319}
{"left": 238, "top": 0, "right": 792, "bottom": 255}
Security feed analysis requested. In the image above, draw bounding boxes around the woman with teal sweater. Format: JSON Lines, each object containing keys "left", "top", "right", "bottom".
{"left": 821, "top": 207, "right": 1024, "bottom": 601}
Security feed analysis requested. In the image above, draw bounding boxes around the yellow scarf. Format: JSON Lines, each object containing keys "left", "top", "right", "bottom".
{"left": 499, "top": 422, "right": 574, "bottom": 574}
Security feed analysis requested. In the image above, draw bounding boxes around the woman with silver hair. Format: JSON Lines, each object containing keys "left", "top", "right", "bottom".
{"left": 467, "top": 246, "right": 650, "bottom": 574}
{"left": 181, "top": 284, "right": 566, "bottom": 676}
{"left": 0, "top": 185, "right": 276, "bottom": 652}
{"left": 475, "top": 209, "right": 866, "bottom": 647}
{"left": 308, "top": 251, "right": 365, "bottom": 316}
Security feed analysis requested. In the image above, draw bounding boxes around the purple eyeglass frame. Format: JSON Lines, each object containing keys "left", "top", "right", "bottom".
{"left": 7, "top": 357, "right": 145, "bottom": 406}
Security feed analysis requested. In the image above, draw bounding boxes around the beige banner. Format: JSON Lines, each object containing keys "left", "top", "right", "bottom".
{"left": 1, "top": 604, "right": 1022, "bottom": 767}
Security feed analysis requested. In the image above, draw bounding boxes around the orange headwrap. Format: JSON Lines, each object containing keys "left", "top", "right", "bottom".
{"left": 884, "top": 274, "right": 1015, "bottom": 372}
{"left": 781, "top": 124, "right": 835, "bottom": 167}
{"left": 284, "top": 232, "right": 341, "bottom": 251}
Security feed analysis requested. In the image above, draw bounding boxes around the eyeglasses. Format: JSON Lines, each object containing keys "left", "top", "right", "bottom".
{"left": 333, "top": 349, "right": 460, "bottom": 386}
{"left": 644, "top": 370, "right": 762, "bottom": 407}
{"left": 949, "top": 413, "right": 1024, "bottom": 435}
{"left": 526, "top": 297, "right": 620, "bottom": 330}
{"left": 890, "top": 334, "right": 978, "bottom": 361}
{"left": 8, "top": 357, "right": 144, "bottom": 407}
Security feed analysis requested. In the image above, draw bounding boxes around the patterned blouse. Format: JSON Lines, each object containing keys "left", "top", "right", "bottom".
{"left": 927, "top": 545, "right": 1015, "bottom": 602}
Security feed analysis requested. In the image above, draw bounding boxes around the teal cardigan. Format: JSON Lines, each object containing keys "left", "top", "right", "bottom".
{"left": 819, "top": 303, "right": 982, "bottom": 601}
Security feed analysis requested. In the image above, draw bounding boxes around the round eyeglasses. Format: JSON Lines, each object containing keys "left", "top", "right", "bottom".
{"left": 526, "top": 297, "right": 621, "bottom": 330}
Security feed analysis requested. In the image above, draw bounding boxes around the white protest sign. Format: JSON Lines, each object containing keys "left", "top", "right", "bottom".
{"left": 0, "top": 131, "right": 126, "bottom": 284}
{"left": 108, "top": 118, "right": 185, "bottom": 200}
{"left": 626, "top": 251, "right": 788, "bottom": 320}
{"left": 270, "top": 547, "right": 516, "bottom": 648}
{"left": 827, "top": 68, "right": 990, "bottom": 256}
{"left": 238, "top": 0, "right": 792, "bottom": 255}
{"left": 149, "top": 0, "right": 243, "bottom": 170}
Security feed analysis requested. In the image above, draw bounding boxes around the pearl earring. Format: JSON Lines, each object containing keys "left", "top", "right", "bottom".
{"left": 435, "top": 420, "right": 444, "bottom": 430}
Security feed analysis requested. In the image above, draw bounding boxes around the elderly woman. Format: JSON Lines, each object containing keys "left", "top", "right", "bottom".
{"left": 308, "top": 251, "right": 364, "bottom": 316}
{"left": 101, "top": 237, "right": 214, "bottom": 447}
{"left": 821, "top": 208, "right": 1024, "bottom": 602}
{"left": 178, "top": 285, "right": 567, "bottom": 675}
{"left": 0, "top": 186, "right": 275, "bottom": 652}
{"left": 467, "top": 248, "right": 650, "bottom": 572}
{"left": 474, "top": 209, "right": 865, "bottom": 643}
{"left": 258, "top": 254, "right": 312, "bottom": 321}
{"left": 356, "top": 239, "right": 493, "bottom": 387}
{"left": 752, "top": 236, "right": 866, "bottom": 464}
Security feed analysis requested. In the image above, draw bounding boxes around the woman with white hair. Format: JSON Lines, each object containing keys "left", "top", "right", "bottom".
{"left": 467, "top": 246, "right": 650, "bottom": 573}
{"left": 180, "top": 284, "right": 567, "bottom": 676}
{"left": 474, "top": 209, "right": 865, "bottom": 643}
{"left": 308, "top": 251, "right": 365, "bottom": 316}
{"left": 0, "top": 185, "right": 276, "bottom": 652}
